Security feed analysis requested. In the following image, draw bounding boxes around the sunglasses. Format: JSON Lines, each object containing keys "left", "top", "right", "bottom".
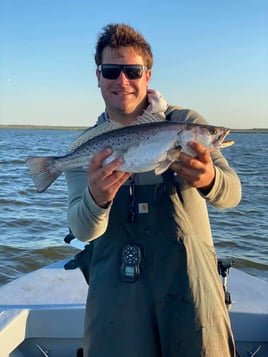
{"left": 98, "top": 64, "right": 148, "bottom": 80}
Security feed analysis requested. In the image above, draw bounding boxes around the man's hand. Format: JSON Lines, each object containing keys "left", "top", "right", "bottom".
{"left": 170, "top": 141, "right": 215, "bottom": 191}
{"left": 87, "top": 148, "right": 131, "bottom": 207}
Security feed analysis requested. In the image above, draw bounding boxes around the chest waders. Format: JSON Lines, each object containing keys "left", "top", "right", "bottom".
{"left": 83, "top": 171, "right": 235, "bottom": 357}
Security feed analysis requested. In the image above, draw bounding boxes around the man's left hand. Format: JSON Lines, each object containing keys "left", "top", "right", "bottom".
{"left": 170, "top": 141, "right": 215, "bottom": 192}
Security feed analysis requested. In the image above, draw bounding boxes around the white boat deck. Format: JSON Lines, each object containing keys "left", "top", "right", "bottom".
{"left": 0, "top": 259, "right": 87, "bottom": 309}
{"left": 0, "top": 260, "right": 87, "bottom": 357}
{"left": 0, "top": 258, "right": 267, "bottom": 356}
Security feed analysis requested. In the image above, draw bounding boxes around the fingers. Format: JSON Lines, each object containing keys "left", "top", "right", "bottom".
{"left": 171, "top": 141, "right": 215, "bottom": 189}
{"left": 89, "top": 148, "right": 129, "bottom": 188}
{"left": 88, "top": 148, "right": 131, "bottom": 207}
{"left": 88, "top": 148, "right": 122, "bottom": 177}
{"left": 187, "top": 141, "right": 211, "bottom": 164}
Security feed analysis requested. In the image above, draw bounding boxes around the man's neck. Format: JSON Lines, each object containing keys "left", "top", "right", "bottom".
{"left": 106, "top": 98, "right": 149, "bottom": 126}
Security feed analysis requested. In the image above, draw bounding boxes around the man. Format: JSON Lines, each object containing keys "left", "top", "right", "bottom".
{"left": 65, "top": 23, "right": 241, "bottom": 357}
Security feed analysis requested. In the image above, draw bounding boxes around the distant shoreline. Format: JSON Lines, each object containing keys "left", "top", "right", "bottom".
{"left": 0, "top": 124, "right": 86, "bottom": 131}
{"left": 0, "top": 124, "right": 267, "bottom": 133}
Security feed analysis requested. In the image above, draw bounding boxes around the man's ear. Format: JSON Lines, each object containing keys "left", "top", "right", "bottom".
{"left": 96, "top": 69, "right": 101, "bottom": 88}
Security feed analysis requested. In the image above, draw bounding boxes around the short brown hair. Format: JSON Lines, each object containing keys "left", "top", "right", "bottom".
{"left": 94, "top": 23, "right": 153, "bottom": 68}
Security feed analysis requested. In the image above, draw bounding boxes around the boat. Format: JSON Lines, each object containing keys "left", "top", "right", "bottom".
{"left": 0, "top": 239, "right": 267, "bottom": 357}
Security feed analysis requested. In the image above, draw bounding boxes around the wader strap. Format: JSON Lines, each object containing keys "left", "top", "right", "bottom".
{"left": 161, "top": 169, "right": 184, "bottom": 204}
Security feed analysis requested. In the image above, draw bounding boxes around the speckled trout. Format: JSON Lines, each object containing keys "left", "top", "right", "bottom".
{"left": 26, "top": 113, "right": 234, "bottom": 192}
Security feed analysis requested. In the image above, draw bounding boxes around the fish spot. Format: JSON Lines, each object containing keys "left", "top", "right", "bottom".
{"left": 49, "top": 167, "right": 57, "bottom": 174}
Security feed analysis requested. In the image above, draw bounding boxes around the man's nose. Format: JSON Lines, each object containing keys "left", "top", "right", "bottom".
{"left": 117, "top": 70, "right": 129, "bottom": 82}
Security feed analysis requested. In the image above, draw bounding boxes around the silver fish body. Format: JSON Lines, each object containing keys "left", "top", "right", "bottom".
{"left": 26, "top": 120, "right": 233, "bottom": 192}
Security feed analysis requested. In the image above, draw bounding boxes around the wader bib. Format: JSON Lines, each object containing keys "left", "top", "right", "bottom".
{"left": 83, "top": 172, "right": 235, "bottom": 357}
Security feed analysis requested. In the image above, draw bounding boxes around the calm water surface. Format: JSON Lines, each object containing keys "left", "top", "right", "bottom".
{"left": 0, "top": 129, "right": 267, "bottom": 286}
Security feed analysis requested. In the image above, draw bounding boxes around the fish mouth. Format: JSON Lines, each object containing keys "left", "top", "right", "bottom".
{"left": 212, "top": 128, "right": 234, "bottom": 148}
{"left": 219, "top": 139, "right": 235, "bottom": 148}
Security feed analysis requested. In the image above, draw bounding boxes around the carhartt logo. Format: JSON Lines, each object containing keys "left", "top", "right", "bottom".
{"left": 138, "top": 203, "right": 149, "bottom": 214}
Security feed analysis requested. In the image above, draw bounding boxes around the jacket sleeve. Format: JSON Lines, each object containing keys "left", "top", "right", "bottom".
{"left": 65, "top": 168, "right": 112, "bottom": 242}
{"left": 201, "top": 149, "right": 242, "bottom": 209}
{"left": 167, "top": 106, "right": 242, "bottom": 209}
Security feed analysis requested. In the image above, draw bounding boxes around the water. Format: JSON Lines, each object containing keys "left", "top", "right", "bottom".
{"left": 0, "top": 129, "right": 267, "bottom": 287}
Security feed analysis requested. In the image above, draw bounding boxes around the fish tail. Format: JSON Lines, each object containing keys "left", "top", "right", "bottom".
{"left": 26, "top": 156, "right": 62, "bottom": 192}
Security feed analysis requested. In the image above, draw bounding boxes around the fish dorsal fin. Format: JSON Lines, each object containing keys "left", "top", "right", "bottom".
{"left": 69, "top": 121, "right": 124, "bottom": 150}
{"left": 135, "top": 111, "right": 166, "bottom": 125}
{"left": 69, "top": 111, "right": 165, "bottom": 151}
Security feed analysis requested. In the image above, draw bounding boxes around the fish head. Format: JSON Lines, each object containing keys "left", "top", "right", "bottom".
{"left": 176, "top": 123, "right": 234, "bottom": 156}
{"left": 206, "top": 125, "right": 234, "bottom": 149}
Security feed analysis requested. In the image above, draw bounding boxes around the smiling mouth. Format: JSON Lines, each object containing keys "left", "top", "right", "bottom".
{"left": 113, "top": 91, "right": 133, "bottom": 95}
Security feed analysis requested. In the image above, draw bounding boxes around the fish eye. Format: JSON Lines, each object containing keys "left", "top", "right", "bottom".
{"left": 209, "top": 128, "right": 218, "bottom": 135}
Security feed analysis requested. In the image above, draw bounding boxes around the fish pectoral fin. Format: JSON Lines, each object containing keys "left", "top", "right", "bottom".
{"left": 154, "top": 160, "right": 173, "bottom": 175}
{"left": 166, "top": 148, "right": 182, "bottom": 161}
{"left": 154, "top": 148, "right": 182, "bottom": 175}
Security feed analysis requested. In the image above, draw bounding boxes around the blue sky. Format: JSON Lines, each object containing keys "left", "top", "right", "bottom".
{"left": 1, "top": 0, "right": 267, "bottom": 129}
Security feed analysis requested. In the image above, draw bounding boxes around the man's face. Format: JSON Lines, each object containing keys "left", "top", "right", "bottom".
{"left": 96, "top": 46, "right": 152, "bottom": 124}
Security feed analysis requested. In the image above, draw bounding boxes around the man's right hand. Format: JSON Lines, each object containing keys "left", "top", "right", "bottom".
{"left": 87, "top": 148, "right": 131, "bottom": 208}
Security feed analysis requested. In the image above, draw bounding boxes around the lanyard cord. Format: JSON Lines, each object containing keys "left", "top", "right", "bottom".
{"left": 128, "top": 174, "right": 137, "bottom": 223}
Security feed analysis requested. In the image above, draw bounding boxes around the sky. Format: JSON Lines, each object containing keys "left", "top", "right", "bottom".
{"left": 0, "top": 0, "right": 267, "bottom": 129}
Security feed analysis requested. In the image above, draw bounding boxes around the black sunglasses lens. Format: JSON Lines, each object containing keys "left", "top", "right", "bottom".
{"left": 102, "top": 67, "right": 121, "bottom": 80}
{"left": 125, "top": 67, "right": 143, "bottom": 79}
